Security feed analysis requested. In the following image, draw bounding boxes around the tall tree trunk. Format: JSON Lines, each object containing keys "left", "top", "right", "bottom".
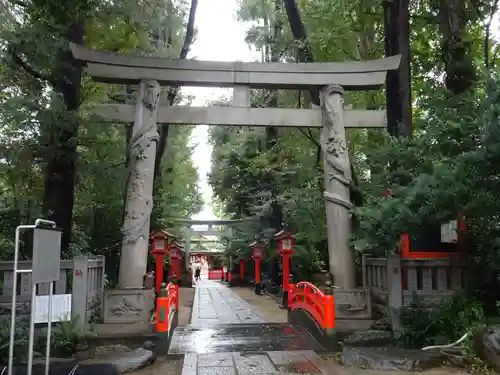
{"left": 265, "top": 1, "right": 283, "bottom": 233}
{"left": 151, "top": 0, "right": 198, "bottom": 228}
{"left": 42, "top": 22, "right": 84, "bottom": 254}
{"left": 435, "top": 0, "right": 476, "bottom": 94}
{"left": 383, "top": 0, "right": 412, "bottom": 137}
{"left": 282, "top": 0, "right": 319, "bottom": 105}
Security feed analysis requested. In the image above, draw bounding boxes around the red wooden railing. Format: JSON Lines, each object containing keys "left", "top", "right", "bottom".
{"left": 289, "top": 281, "right": 335, "bottom": 330}
{"left": 208, "top": 269, "right": 223, "bottom": 280}
{"left": 156, "top": 282, "right": 179, "bottom": 332}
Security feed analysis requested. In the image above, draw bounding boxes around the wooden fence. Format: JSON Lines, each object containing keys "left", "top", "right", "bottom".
{"left": 0, "top": 255, "right": 105, "bottom": 331}
{"left": 362, "top": 254, "right": 466, "bottom": 329}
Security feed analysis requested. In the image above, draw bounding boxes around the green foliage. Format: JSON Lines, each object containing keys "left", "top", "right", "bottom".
{"left": 0, "top": 0, "right": 202, "bottom": 279}
{"left": 0, "top": 316, "right": 94, "bottom": 362}
{"left": 218, "top": 0, "right": 500, "bottom": 293}
{"left": 352, "top": 76, "right": 500, "bottom": 293}
{"left": 37, "top": 318, "right": 96, "bottom": 358}
{"left": 0, "top": 317, "right": 28, "bottom": 363}
{"left": 397, "top": 294, "right": 485, "bottom": 349}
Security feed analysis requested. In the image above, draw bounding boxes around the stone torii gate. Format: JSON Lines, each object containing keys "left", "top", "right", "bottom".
{"left": 175, "top": 218, "right": 250, "bottom": 273}
{"left": 70, "top": 43, "right": 400, "bottom": 324}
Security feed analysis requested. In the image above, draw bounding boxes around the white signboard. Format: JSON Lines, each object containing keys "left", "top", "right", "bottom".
{"left": 441, "top": 220, "right": 458, "bottom": 243}
{"left": 34, "top": 294, "right": 72, "bottom": 324}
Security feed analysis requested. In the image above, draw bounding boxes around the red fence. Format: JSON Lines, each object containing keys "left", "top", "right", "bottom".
{"left": 289, "top": 281, "right": 335, "bottom": 330}
{"left": 156, "top": 282, "right": 179, "bottom": 332}
{"left": 208, "top": 269, "right": 223, "bottom": 280}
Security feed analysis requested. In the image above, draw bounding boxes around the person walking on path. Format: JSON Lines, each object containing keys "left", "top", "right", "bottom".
{"left": 195, "top": 267, "right": 201, "bottom": 282}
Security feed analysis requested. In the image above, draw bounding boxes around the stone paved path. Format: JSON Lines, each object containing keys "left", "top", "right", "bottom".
{"left": 169, "top": 280, "right": 332, "bottom": 374}
{"left": 181, "top": 350, "right": 336, "bottom": 375}
{"left": 190, "top": 280, "right": 266, "bottom": 326}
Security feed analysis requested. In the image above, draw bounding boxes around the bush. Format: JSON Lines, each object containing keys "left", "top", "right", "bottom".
{"left": 0, "top": 316, "right": 94, "bottom": 363}
{"left": 0, "top": 316, "right": 29, "bottom": 363}
{"left": 396, "top": 293, "right": 485, "bottom": 349}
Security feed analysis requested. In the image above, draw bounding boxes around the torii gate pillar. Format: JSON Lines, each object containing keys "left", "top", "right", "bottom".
{"left": 118, "top": 80, "right": 161, "bottom": 289}
{"left": 321, "top": 85, "right": 355, "bottom": 289}
{"left": 103, "top": 80, "right": 160, "bottom": 324}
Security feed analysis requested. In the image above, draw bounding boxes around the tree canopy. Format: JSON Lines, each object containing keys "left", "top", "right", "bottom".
{"left": 209, "top": 0, "right": 500, "bottom": 289}
{"left": 0, "top": 0, "right": 203, "bottom": 282}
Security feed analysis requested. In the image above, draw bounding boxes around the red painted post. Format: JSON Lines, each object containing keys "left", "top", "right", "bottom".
{"left": 239, "top": 259, "right": 245, "bottom": 281}
{"left": 169, "top": 256, "right": 175, "bottom": 279}
{"left": 175, "top": 258, "right": 180, "bottom": 280}
{"left": 156, "top": 283, "right": 169, "bottom": 333}
{"left": 323, "top": 281, "right": 336, "bottom": 336}
{"left": 250, "top": 241, "right": 264, "bottom": 295}
{"left": 155, "top": 255, "right": 164, "bottom": 292}
{"left": 282, "top": 253, "right": 290, "bottom": 291}
{"left": 274, "top": 231, "right": 295, "bottom": 309}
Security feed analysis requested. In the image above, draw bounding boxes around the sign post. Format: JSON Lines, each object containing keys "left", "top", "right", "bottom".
{"left": 8, "top": 219, "right": 62, "bottom": 375}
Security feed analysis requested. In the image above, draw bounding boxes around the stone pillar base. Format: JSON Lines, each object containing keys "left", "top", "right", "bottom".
{"left": 103, "top": 288, "right": 154, "bottom": 324}
{"left": 254, "top": 283, "right": 261, "bottom": 295}
{"left": 280, "top": 290, "right": 289, "bottom": 309}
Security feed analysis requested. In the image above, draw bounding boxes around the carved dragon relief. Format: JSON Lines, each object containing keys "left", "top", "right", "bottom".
{"left": 109, "top": 296, "right": 143, "bottom": 317}
{"left": 321, "top": 89, "right": 351, "bottom": 186}
{"left": 122, "top": 80, "right": 161, "bottom": 246}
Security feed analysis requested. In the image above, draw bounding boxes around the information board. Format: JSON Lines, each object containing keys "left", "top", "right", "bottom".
{"left": 34, "top": 294, "right": 72, "bottom": 324}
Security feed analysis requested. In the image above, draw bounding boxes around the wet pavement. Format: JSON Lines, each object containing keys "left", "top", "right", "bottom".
{"left": 181, "top": 350, "right": 335, "bottom": 375}
{"left": 168, "top": 323, "right": 325, "bottom": 354}
{"left": 190, "top": 280, "right": 266, "bottom": 326}
{"left": 170, "top": 279, "right": 329, "bottom": 374}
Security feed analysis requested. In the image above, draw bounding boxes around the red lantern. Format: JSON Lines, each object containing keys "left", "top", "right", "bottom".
{"left": 274, "top": 231, "right": 294, "bottom": 304}
{"left": 250, "top": 240, "right": 265, "bottom": 294}
{"left": 250, "top": 241, "right": 264, "bottom": 260}
{"left": 151, "top": 231, "right": 168, "bottom": 256}
{"left": 169, "top": 244, "right": 181, "bottom": 259}
{"left": 274, "top": 231, "right": 294, "bottom": 255}
{"left": 169, "top": 242, "right": 183, "bottom": 281}
{"left": 150, "top": 230, "right": 172, "bottom": 292}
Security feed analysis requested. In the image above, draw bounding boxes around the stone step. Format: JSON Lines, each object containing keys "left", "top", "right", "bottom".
{"left": 168, "top": 323, "right": 326, "bottom": 355}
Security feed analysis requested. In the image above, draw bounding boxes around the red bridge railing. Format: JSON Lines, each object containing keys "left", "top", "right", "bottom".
{"left": 289, "top": 281, "right": 335, "bottom": 330}
{"left": 156, "top": 282, "right": 179, "bottom": 332}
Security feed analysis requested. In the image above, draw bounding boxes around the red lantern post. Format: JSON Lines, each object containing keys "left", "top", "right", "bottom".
{"left": 150, "top": 230, "right": 169, "bottom": 292}
{"left": 274, "top": 230, "right": 294, "bottom": 308}
{"left": 250, "top": 241, "right": 264, "bottom": 295}
{"left": 169, "top": 242, "right": 182, "bottom": 283}
{"left": 239, "top": 258, "right": 245, "bottom": 283}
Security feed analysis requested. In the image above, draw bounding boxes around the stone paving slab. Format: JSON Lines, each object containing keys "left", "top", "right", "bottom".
{"left": 190, "top": 280, "right": 266, "bottom": 326}
{"left": 168, "top": 323, "right": 325, "bottom": 355}
{"left": 180, "top": 350, "right": 334, "bottom": 375}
